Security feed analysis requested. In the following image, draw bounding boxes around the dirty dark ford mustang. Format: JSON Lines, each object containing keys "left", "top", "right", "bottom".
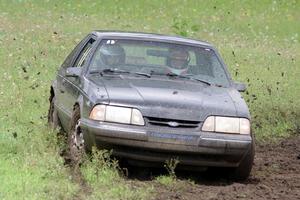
{"left": 48, "top": 31, "right": 254, "bottom": 180}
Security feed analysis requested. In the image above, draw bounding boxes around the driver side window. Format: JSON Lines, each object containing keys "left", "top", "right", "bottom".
{"left": 74, "top": 38, "right": 95, "bottom": 68}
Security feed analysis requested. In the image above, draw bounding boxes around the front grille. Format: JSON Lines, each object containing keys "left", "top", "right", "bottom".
{"left": 146, "top": 117, "right": 200, "bottom": 128}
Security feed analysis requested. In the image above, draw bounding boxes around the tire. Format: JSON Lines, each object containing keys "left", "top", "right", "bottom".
{"left": 229, "top": 141, "right": 255, "bottom": 181}
{"left": 48, "top": 96, "right": 60, "bottom": 130}
{"left": 67, "top": 106, "right": 85, "bottom": 166}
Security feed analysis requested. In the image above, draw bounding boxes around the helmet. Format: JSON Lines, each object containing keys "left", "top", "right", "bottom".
{"left": 167, "top": 48, "right": 190, "bottom": 70}
{"left": 99, "top": 43, "right": 125, "bottom": 66}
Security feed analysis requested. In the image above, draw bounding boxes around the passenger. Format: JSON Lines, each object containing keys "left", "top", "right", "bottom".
{"left": 99, "top": 43, "right": 125, "bottom": 66}
{"left": 166, "top": 48, "right": 190, "bottom": 75}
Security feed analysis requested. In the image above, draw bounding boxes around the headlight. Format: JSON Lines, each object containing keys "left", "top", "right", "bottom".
{"left": 89, "top": 105, "right": 145, "bottom": 126}
{"left": 202, "top": 116, "right": 250, "bottom": 134}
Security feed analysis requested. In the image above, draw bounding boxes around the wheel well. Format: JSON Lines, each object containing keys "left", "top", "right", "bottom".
{"left": 73, "top": 103, "right": 80, "bottom": 112}
{"left": 49, "top": 86, "right": 55, "bottom": 102}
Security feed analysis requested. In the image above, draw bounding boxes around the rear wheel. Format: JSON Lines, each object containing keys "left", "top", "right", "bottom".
{"left": 67, "top": 106, "right": 85, "bottom": 166}
{"left": 48, "top": 96, "right": 61, "bottom": 130}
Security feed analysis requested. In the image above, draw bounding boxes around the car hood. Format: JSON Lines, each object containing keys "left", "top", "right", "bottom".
{"left": 88, "top": 75, "right": 249, "bottom": 121}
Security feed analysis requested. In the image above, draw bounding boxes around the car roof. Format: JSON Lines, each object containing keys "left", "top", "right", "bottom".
{"left": 92, "top": 30, "right": 213, "bottom": 47}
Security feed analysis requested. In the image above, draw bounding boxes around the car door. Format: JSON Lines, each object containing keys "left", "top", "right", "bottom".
{"left": 61, "top": 37, "right": 96, "bottom": 118}
{"left": 55, "top": 36, "right": 89, "bottom": 125}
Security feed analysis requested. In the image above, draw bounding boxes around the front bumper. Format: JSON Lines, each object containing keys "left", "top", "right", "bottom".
{"left": 80, "top": 118, "right": 252, "bottom": 167}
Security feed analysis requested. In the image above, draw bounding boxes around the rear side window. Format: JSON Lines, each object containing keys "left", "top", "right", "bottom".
{"left": 61, "top": 36, "right": 89, "bottom": 69}
{"left": 74, "top": 39, "right": 95, "bottom": 68}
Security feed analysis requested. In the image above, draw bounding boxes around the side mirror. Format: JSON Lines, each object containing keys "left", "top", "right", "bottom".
{"left": 66, "top": 67, "right": 82, "bottom": 77}
{"left": 233, "top": 81, "right": 247, "bottom": 92}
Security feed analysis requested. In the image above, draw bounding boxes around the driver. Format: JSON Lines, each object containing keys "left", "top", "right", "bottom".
{"left": 166, "top": 48, "right": 190, "bottom": 75}
{"left": 99, "top": 43, "right": 125, "bottom": 66}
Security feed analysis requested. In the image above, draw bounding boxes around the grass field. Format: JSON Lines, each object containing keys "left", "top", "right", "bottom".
{"left": 0, "top": 0, "right": 299, "bottom": 199}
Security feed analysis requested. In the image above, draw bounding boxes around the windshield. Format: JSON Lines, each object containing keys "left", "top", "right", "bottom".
{"left": 88, "top": 39, "right": 230, "bottom": 86}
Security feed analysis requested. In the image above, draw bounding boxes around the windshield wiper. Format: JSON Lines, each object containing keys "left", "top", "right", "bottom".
{"left": 131, "top": 71, "right": 151, "bottom": 78}
{"left": 165, "top": 72, "right": 211, "bottom": 86}
{"left": 100, "top": 68, "right": 130, "bottom": 75}
{"left": 90, "top": 68, "right": 151, "bottom": 78}
{"left": 89, "top": 68, "right": 131, "bottom": 76}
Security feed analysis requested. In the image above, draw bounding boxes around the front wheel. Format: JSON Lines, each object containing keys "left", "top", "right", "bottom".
{"left": 67, "top": 106, "right": 85, "bottom": 166}
{"left": 229, "top": 141, "right": 255, "bottom": 181}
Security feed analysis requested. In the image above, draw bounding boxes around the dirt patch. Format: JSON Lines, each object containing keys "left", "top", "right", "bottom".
{"left": 61, "top": 134, "right": 300, "bottom": 200}
{"left": 61, "top": 140, "right": 92, "bottom": 200}
{"left": 69, "top": 165, "right": 92, "bottom": 200}
{"left": 150, "top": 135, "right": 300, "bottom": 200}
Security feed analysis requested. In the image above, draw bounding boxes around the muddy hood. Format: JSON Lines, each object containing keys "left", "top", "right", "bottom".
{"left": 89, "top": 76, "right": 250, "bottom": 121}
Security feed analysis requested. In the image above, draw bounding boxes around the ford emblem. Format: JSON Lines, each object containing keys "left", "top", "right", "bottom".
{"left": 168, "top": 121, "right": 179, "bottom": 127}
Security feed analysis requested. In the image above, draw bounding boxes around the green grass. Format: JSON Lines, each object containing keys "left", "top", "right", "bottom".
{"left": 81, "top": 149, "right": 151, "bottom": 200}
{"left": 0, "top": 0, "right": 299, "bottom": 199}
{"left": 155, "top": 175, "right": 176, "bottom": 187}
